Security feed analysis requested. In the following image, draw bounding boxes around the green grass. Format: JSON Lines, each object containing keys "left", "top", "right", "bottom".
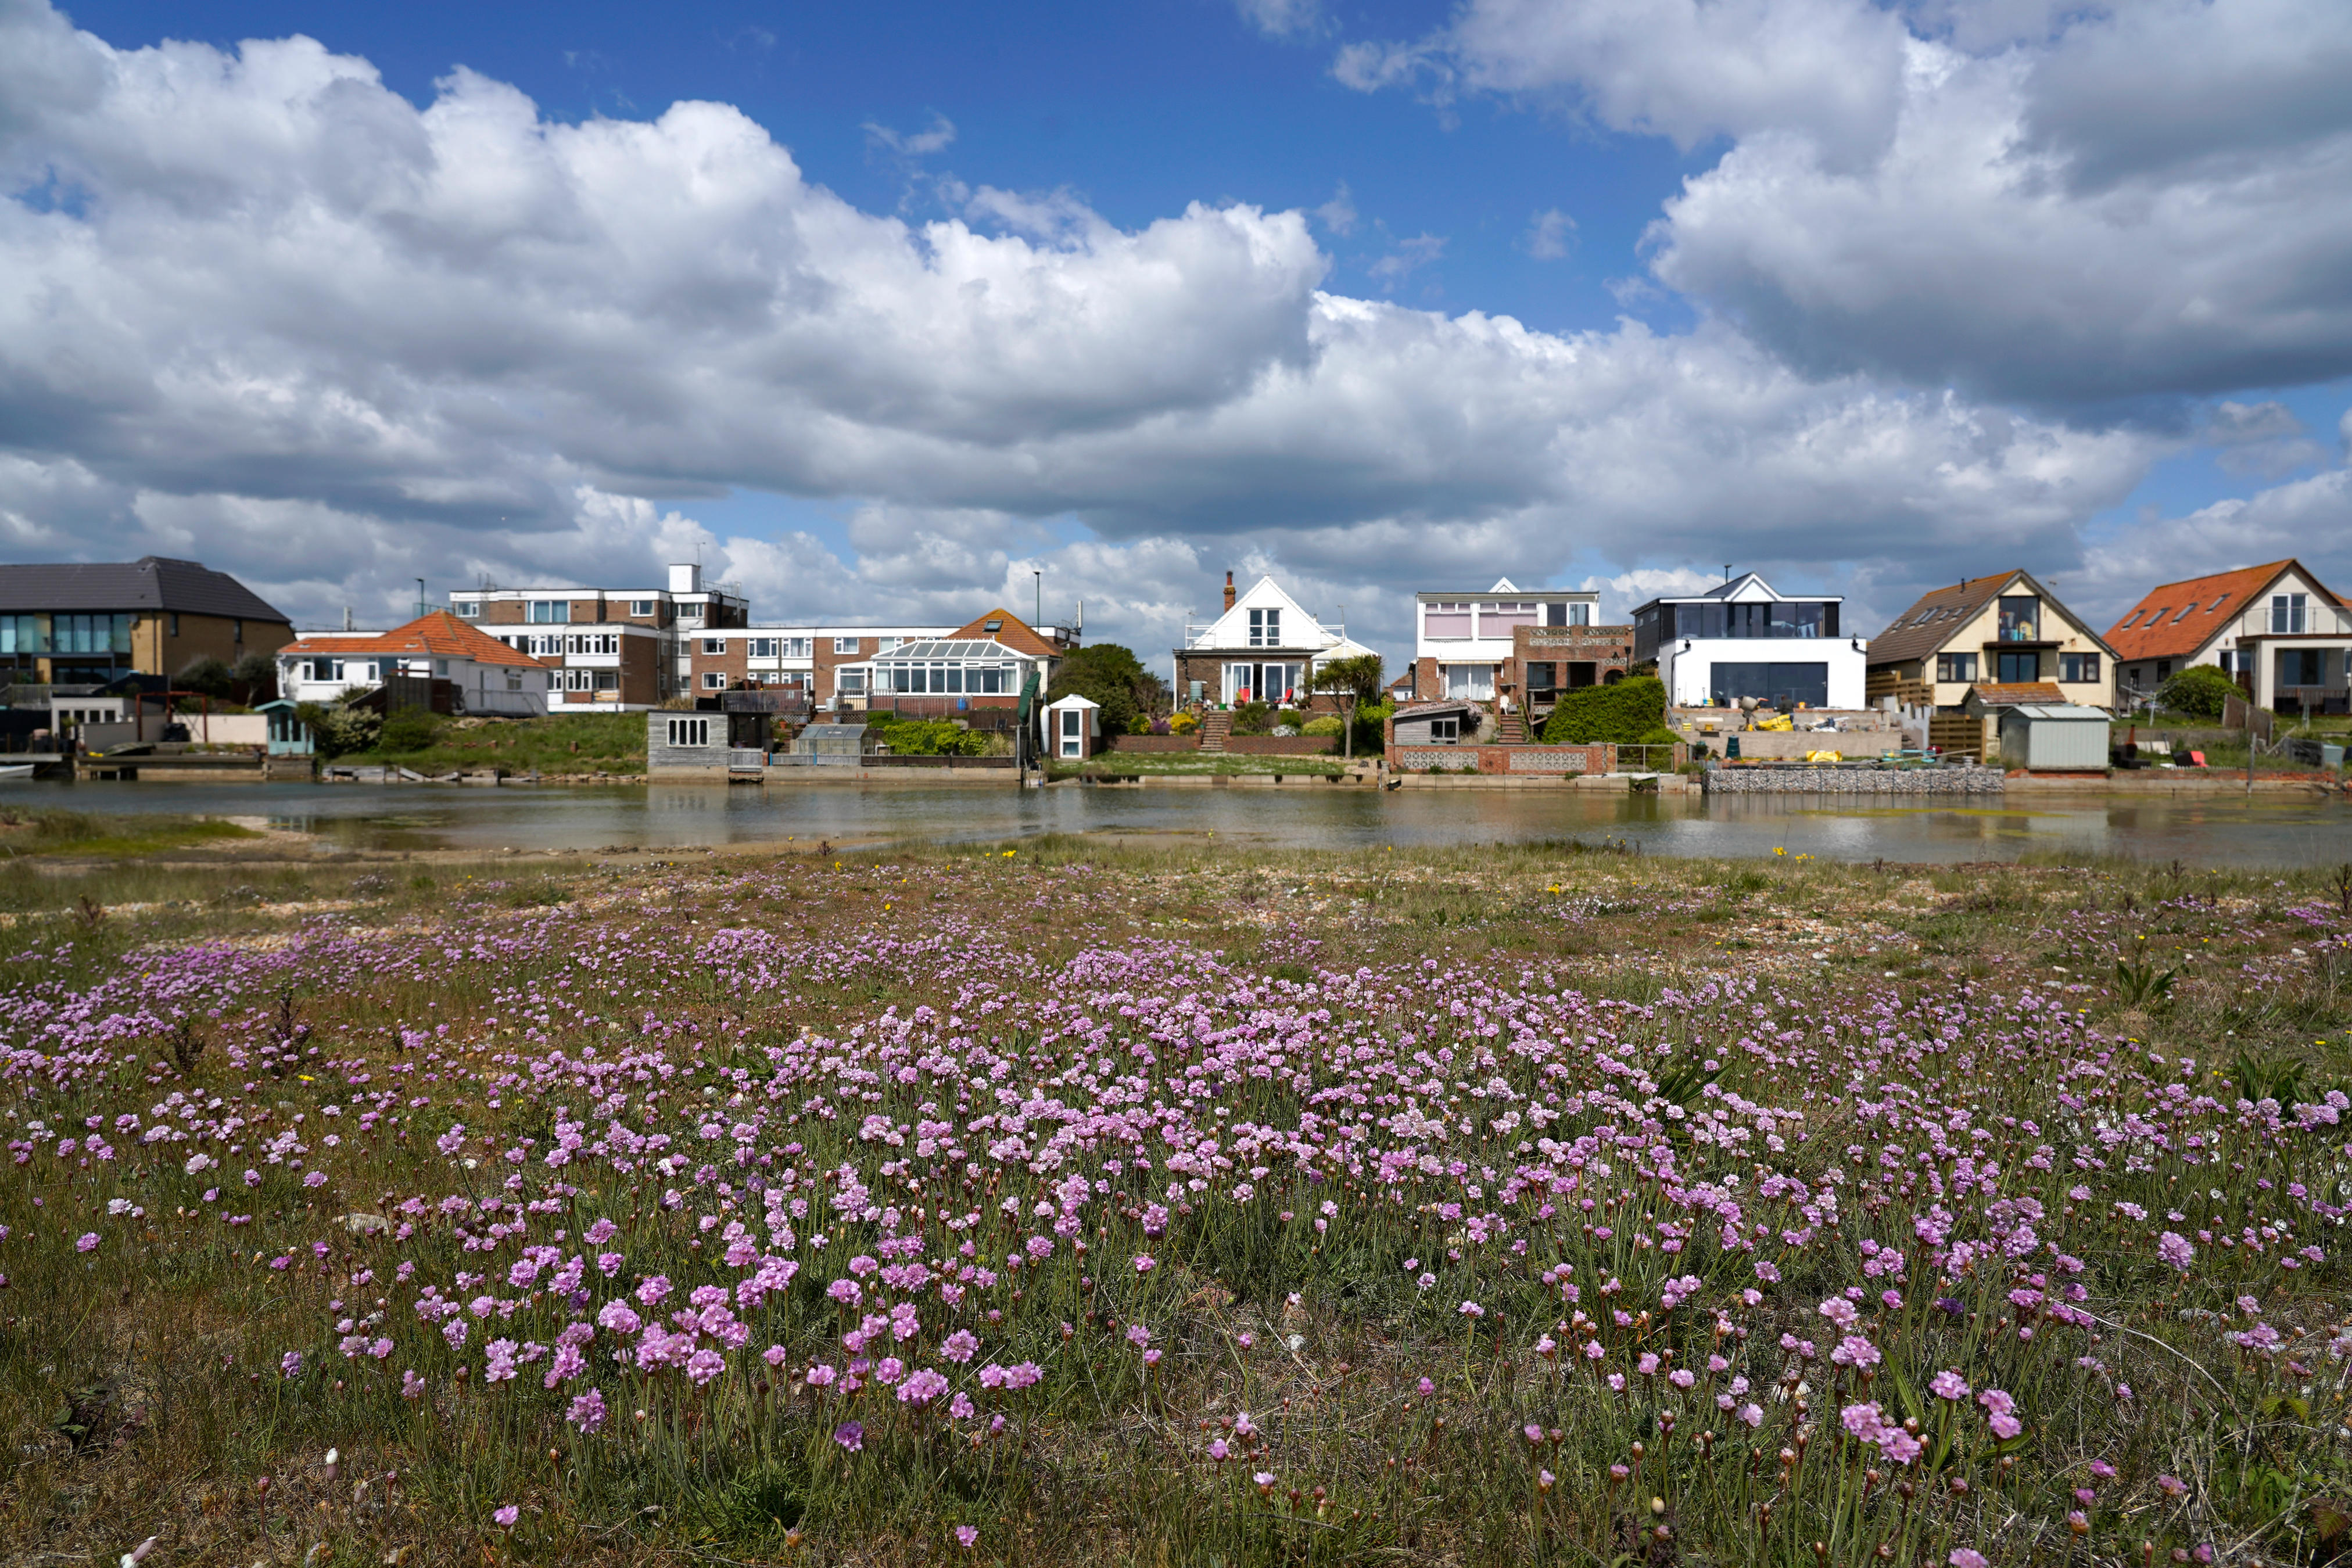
{"left": 346, "top": 712, "right": 647, "bottom": 773}
{"left": 0, "top": 808, "right": 259, "bottom": 860}
{"left": 1055, "top": 751, "right": 1349, "bottom": 778}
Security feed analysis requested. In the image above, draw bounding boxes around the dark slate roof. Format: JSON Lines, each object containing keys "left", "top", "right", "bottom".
{"left": 0, "top": 557, "right": 289, "bottom": 622}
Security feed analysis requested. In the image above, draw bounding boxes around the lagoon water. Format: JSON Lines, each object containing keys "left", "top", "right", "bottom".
{"left": 6, "top": 776, "right": 2347, "bottom": 866}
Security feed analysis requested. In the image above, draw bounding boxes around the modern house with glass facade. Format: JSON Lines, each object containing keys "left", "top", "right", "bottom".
{"left": 834, "top": 608, "right": 1069, "bottom": 722}
{"left": 0, "top": 557, "right": 292, "bottom": 687}
{"left": 1633, "top": 573, "right": 1867, "bottom": 710}
{"left": 1866, "top": 569, "right": 2114, "bottom": 713}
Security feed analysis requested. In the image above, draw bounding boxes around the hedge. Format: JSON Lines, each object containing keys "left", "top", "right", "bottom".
{"left": 1540, "top": 675, "right": 1668, "bottom": 745}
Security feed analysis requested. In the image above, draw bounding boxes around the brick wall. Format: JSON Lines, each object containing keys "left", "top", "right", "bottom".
{"left": 1109, "top": 735, "right": 1200, "bottom": 752}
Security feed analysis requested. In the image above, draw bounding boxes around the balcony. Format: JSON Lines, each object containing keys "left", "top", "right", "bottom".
{"left": 2233, "top": 605, "right": 2352, "bottom": 640}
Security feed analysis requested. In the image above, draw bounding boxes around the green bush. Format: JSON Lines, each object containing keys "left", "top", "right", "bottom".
{"left": 306, "top": 704, "right": 380, "bottom": 759}
{"left": 1229, "top": 702, "right": 1272, "bottom": 737}
{"left": 2156, "top": 663, "right": 2241, "bottom": 721}
{"left": 1541, "top": 676, "right": 1667, "bottom": 744}
{"left": 867, "top": 714, "right": 988, "bottom": 756}
{"left": 378, "top": 709, "right": 443, "bottom": 753}
{"left": 1300, "top": 715, "right": 1343, "bottom": 737}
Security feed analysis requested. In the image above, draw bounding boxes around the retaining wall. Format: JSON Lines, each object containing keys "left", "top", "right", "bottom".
{"left": 1703, "top": 765, "right": 2005, "bottom": 794}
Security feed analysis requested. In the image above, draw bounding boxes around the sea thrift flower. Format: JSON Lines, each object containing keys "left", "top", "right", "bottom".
{"left": 834, "top": 1421, "right": 865, "bottom": 1452}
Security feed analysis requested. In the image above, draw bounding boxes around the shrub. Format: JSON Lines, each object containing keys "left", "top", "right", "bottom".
{"left": 1300, "top": 715, "right": 1343, "bottom": 737}
{"left": 1541, "top": 675, "right": 1667, "bottom": 744}
{"left": 307, "top": 704, "right": 380, "bottom": 758}
{"left": 378, "top": 709, "right": 442, "bottom": 753}
{"left": 2156, "top": 663, "right": 2240, "bottom": 720}
{"left": 869, "top": 715, "right": 988, "bottom": 756}
{"left": 1167, "top": 712, "right": 1199, "bottom": 736}
{"left": 1229, "top": 702, "right": 1272, "bottom": 737}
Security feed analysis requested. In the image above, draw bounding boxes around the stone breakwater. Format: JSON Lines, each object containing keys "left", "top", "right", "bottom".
{"left": 1704, "top": 764, "right": 2005, "bottom": 794}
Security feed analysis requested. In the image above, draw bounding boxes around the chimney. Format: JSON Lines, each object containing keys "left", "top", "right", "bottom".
{"left": 669, "top": 562, "right": 701, "bottom": 595}
{"left": 1223, "top": 571, "right": 1236, "bottom": 612}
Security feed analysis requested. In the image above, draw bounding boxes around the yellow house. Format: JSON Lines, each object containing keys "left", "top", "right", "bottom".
{"left": 1866, "top": 570, "right": 2116, "bottom": 713}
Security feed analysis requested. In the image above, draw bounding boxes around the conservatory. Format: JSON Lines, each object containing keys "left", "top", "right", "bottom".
{"left": 866, "top": 637, "right": 1029, "bottom": 697}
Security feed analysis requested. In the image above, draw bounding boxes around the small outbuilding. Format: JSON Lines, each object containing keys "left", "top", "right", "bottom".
{"left": 1042, "top": 693, "right": 1101, "bottom": 760}
{"left": 1390, "top": 699, "right": 1481, "bottom": 746}
{"left": 1996, "top": 703, "right": 2110, "bottom": 772}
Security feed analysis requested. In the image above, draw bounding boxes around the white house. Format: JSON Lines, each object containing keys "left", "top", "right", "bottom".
{"left": 1172, "top": 573, "right": 1379, "bottom": 713}
{"left": 1412, "top": 579, "right": 1602, "bottom": 703}
{"left": 1632, "top": 573, "right": 1868, "bottom": 711}
{"left": 278, "top": 611, "right": 554, "bottom": 716}
{"left": 2104, "top": 559, "right": 2350, "bottom": 714}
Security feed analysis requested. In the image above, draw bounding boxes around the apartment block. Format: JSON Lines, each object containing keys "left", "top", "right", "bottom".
{"left": 450, "top": 564, "right": 749, "bottom": 711}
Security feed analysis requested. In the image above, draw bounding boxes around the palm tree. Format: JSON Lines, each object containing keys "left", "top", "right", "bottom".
{"left": 1311, "top": 653, "right": 1385, "bottom": 760}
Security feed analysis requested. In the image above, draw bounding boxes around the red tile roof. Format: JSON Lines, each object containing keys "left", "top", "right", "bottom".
{"left": 283, "top": 611, "right": 550, "bottom": 669}
{"left": 1963, "top": 681, "right": 2066, "bottom": 707}
{"left": 2101, "top": 561, "right": 2335, "bottom": 663}
{"left": 948, "top": 608, "right": 1059, "bottom": 659}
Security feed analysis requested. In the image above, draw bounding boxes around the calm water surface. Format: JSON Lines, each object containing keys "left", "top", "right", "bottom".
{"left": 6, "top": 778, "right": 2347, "bottom": 866}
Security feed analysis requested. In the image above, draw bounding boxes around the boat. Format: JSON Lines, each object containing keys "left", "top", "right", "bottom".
{"left": 0, "top": 763, "right": 35, "bottom": 780}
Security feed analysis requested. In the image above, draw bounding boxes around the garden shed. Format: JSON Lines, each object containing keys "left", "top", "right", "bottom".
{"left": 1390, "top": 699, "right": 1480, "bottom": 746}
{"left": 1042, "top": 693, "right": 1100, "bottom": 760}
{"left": 1995, "top": 703, "right": 2110, "bottom": 772}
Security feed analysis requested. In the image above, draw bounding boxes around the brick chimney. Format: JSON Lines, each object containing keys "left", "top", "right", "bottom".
{"left": 1223, "top": 570, "right": 1236, "bottom": 612}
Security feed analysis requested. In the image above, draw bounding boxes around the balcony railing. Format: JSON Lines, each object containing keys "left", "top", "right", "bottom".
{"left": 2233, "top": 606, "right": 2352, "bottom": 639}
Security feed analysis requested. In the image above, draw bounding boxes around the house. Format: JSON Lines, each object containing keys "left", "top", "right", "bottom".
{"left": 278, "top": 611, "right": 554, "bottom": 716}
{"left": 831, "top": 608, "right": 1070, "bottom": 721}
{"left": 1173, "top": 572, "right": 1378, "bottom": 713}
{"left": 0, "top": 556, "right": 293, "bottom": 687}
{"left": 2104, "top": 560, "right": 2351, "bottom": 715}
{"left": 1866, "top": 570, "right": 2114, "bottom": 713}
{"left": 453, "top": 564, "right": 750, "bottom": 710}
{"left": 1410, "top": 580, "right": 1626, "bottom": 716}
{"left": 1632, "top": 573, "right": 1866, "bottom": 710}
{"left": 681, "top": 623, "right": 950, "bottom": 707}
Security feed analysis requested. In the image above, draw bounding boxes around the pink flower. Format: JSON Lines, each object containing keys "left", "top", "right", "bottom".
{"left": 1930, "top": 1370, "right": 1969, "bottom": 1401}
{"left": 955, "top": 1526, "right": 978, "bottom": 1548}
{"left": 1988, "top": 1412, "right": 2023, "bottom": 1440}
{"left": 1133, "top": 1254, "right": 1156, "bottom": 1273}
{"left": 942, "top": 1329, "right": 979, "bottom": 1364}
{"left": 834, "top": 1420, "right": 865, "bottom": 1452}
{"left": 568, "top": 1387, "right": 607, "bottom": 1433}
{"left": 75, "top": 1233, "right": 98, "bottom": 1253}
{"left": 1951, "top": 1551, "right": 1989, "bottom": 1568}
{"left": 494, "top": 1505, "right": 519, "bottom": 1529}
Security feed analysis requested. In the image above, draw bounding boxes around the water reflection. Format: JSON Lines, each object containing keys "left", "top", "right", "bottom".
{"left": 4, "top": 777, "right": 2342, "bottom": 866}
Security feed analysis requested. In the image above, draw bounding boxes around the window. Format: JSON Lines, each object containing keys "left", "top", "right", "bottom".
{"left": 2271, "top": 593, "right": 2308, "bottom": 634}
{"left": 434, "top": 659, "right": 449, "bottom": 677}
{"left": 528, "top": 600, "right": 568, "bottom": 623}
{"left": 2156, "top": 659, "right": 2172, "bottom": 681}
{"left": 1422, "top": 602, "right": 1472, "bottom": 639}
{"left": 1224, "top": 661, "right": 1303, "bottom": 704}
{"left": 983, "top": 619, "right": 1003, "bottom": 632}
{"left": 506, "top": 668, "right": 524, "bottom": 690}
{"left": 456, "top": 601, "right": 480, "bottom": 618}
{"left": 596, "top": 670, "right": 617, "bottom": 691}
{"left": 2208, "top": 595, "right": 2228, "bottom": 612}
{"left": 2281, "top": 649, "right": 2326, "bottom": 687}
{"left": 1935, "top": 652, "right": 1978, "bottom": 683}
{"left": 2170, "top": 605, "right": 2195, "bottom": 623}
{"left": 1524, "top": 662, "right": 1557, "bottom": 692}
{"left": 1247, "top": 608, "right": 1282, "bottom": 647}
{"left": 665, "top": 717, "right": 711, "bottom": 747}
{"left": 1428, "top": 717, "right": 1461, "bottom": 744}
{"left": 1996, "top": 651, "right": 2039, "bottom": 683}
{"left": 2060, "top": 652, "right": 2100, "bottom": 683}
{"left": 1709, "top": 662, "right": 1829, "bottom": 709}
{"left": 2116, "top": 611, "right": 2140, "bottom": 630}
{"left": 834, "top": 636, "right": 862, "bottom": 654}
{"left": 630, "top": 600, "right": 657, "bottom": 617}
{"left": 1997, "top": 596, "right": 2039, "bottom": 641}
{"left": 702, "top": 671, "right": 726, "bottom": 690}
{"left": 785, "top": 637, "right": 812, "bottom": 659}
{"left": 233, "top": 619, "right": 243, "bottom": 644}
{"left": 1441, "top": 663, "right": 1495, "bottom": 700}
{"left": 168, "top": 613, "right": 180, "bottom": 637}
{"left": 836, "top": 669, "right": 866, "bottom": 694}
{"left": 702, "top": 637, "right": 727, "bottom": 655}
{"left": 677, "top": 602, "right": 704, "bottom": 620}
{"left": 1479, "top": 602, "right": 1540, "bottom": 636}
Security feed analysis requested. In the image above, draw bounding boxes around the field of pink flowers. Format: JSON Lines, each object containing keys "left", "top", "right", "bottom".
{"left": 2, "top": 840, "right": 2350, "bottom": 1567}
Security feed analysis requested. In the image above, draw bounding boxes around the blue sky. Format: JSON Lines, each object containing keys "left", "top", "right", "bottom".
{"left": 6, "top": 0, "right": 2351, "bottom": 659}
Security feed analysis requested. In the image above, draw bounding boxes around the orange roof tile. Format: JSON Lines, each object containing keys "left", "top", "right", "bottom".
{"left": 1965, "top": 681, "right": 2066, "bottom": 707}
{"left": 2101, "top": 561, "right": 2337, "bottom": 663}
{"left": 948, "top": 608, "right": 1060, "bottom": 659}
{"left": 283, "top": 611, "right": 550, "bottom": 669}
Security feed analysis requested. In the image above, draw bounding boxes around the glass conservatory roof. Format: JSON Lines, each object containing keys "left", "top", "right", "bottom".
{"left": 881, "top": 639, "right": 1015, "bottom": 661}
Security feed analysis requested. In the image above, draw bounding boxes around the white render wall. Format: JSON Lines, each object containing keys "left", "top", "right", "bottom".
{"left": 1661, "top": 637, "right": 1870, "bottom": 709}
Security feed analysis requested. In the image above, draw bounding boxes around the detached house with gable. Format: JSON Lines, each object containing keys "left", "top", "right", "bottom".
{"left": 1866, "top": 570, "right": 2115, "bottom": 714}
{"left": 2104, "top": 560, "right": 2350, "bottom": 715}
{"left": 1173, "top": 573, "right": 1378, "bottom": 715}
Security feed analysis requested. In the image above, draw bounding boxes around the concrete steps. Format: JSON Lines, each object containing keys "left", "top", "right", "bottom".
{"left": 1199, "top": 712, "right": 1231, "bottom": 753}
